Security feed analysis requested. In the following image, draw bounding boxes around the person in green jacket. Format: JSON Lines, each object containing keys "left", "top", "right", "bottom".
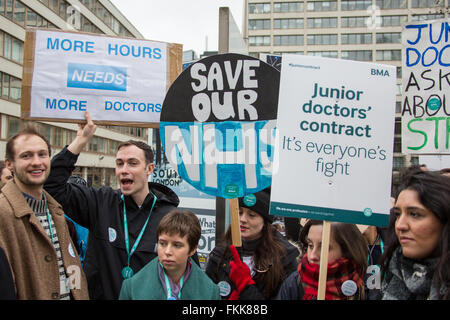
{"left": 119, "top": 210, "right": 219, "bottom": 300}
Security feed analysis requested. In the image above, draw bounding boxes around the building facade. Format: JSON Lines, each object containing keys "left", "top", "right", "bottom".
{"left": 245, "top": 0, "right": 449, "bottom": 187}
{"left": 0, "top": 0, "right": 148, "bottom": 188}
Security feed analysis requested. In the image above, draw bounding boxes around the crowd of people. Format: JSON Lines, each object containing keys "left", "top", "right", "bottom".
{"left": 0, "top": 111, "right": 449, "bottom": 300}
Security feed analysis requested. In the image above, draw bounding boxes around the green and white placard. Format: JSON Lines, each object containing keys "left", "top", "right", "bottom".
{"left": 270, "top": 54, "right": 397, "bottom": 226}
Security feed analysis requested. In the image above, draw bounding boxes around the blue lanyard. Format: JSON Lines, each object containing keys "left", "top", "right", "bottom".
{"left": 159, "top": 261, "right": 185, "bottom": 300}
{"left": 122, "top": 193, "right": 157, "bottom": 267}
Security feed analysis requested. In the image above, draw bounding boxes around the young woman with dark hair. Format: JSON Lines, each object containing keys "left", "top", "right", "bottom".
{"left": 277, "top": 220, "right": 368, "bottom": 300}
{"left": 380, "top": 170, "right": 450, "bottom": 300}
{"left": 205, "top": 187, "right": 299, "bottom": 300}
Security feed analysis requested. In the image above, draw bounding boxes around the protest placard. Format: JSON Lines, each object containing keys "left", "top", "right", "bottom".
{"left": 401, "top": 19, "right": 450, "bottom": 154}
{"left": 160, "top": 53, "right": 280, "bottom": 245}
{"left": 21, "top": 28, "right": 182, "bottom": 127}
{"left": 270, "top": 54, "right": 397, "bottom": 227}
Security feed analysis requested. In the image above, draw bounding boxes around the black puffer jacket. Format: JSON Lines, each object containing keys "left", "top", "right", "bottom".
{"left": 205, "top": 232, "right": 299, "bottom": 300}
{"left": 44, "top": 147, "right": 180, "bottom": 300}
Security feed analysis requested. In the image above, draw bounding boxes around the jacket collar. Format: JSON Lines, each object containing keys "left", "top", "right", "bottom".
{"left": 2, "top": 180, "right": 63, "bottom": 218}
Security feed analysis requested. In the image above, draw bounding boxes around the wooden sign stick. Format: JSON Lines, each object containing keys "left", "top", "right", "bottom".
{"left": 317, "top": 220, "right": 331, "bottom": 300}
{"left": 229, "top": 198, "right": 242, "bottom": 247}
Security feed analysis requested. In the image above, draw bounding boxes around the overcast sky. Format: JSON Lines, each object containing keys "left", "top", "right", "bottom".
{"left": 109, "top": 0, "right": 244, "bottom": 54}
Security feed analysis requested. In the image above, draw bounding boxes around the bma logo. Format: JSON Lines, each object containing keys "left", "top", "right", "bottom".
{"left": 371, "top": 68, "right": 390, "bottom": 77}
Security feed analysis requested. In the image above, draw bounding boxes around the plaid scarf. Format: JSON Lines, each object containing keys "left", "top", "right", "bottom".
{"left": 298, "top": 254, "right": 363, "bottom": 300}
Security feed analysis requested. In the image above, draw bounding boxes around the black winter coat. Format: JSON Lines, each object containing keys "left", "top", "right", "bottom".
{"left": 44, "top": 147, "right": 180, "bottom": 300}
{"left": 205, "top": 233, "right": 299, "bottom": 300}
{"left": 0, "top": 246, "right": 15, "bottom": 300}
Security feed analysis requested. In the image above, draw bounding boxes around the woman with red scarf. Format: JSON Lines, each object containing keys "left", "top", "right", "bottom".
{"left": 277, "top": 220, "right": 368, "bottom": 300}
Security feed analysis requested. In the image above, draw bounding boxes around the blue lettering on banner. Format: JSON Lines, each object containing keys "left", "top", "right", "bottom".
{"left": 105, "top": 101, "right": 161, "bottom": 112}
{"left": 46, "top": 98, "right": 87, "bottom": 111}
{"left": 67, "top": 63, "right": 127, "bottom": 91}
{"left": 160, "top": 120, "right": 276, "bottom": 198}
{"left": 107, "top": 43, "right": 162, "bottom": 59}
{"left": 46, "top": 37, "right": 95, "bottom": 53}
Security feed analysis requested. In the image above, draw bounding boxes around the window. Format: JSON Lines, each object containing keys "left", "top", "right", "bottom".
{"left": 376, "top": 50, "right": 401, "bottom": 61}
{"left": 8, "top": 116, "right": 20, "bottom": 138}
{"left": 249, "top": 3, "right": 271, "bottom": 14}
{"left": 412, "top": 14, "right": 445, "bottom": 22}
{"left": 307, "top": 1, "right": 337, "bottom": 12}
{"left": 13, "top": 0, "right": 25, "bottom": 26}
{"left": 307, "top": 17, "right": 337, "bottom": 29}
{"left": 381, "top": 15, "right": 407, "bottom": 27}
{"left": 342, "top": 33, "right": 372, "bottom": 44}
{"left": 49, "top": 0, "right": 59, "bottom": 12}
{"left": 249, "top": 36, "right": 271, "bottom": 46}
{"left": 274, "top": 2, "right": 303, "bottom": 13}
{"left": 393, "top": 156, "right": 405, "bottom": 170}
{"left": 394, "top": 119, "right": 402, "bottom": 135}
{"left": 5, "top": 0, "right": 12, "bottom": 20}
{"left": 394, "top": 137, "right": 401, "bottom": 153}
{"left": 341, "top": 50, "right": 372, "bottom": 61}
{"left": 411, "top": 0, "right": 444, "bottom": 8}
{"left": 54, "top": 127, "right": 63, "bottom": 146}
{"left": 4, "top": 33, "right": 11, "bottom": 59}
{"left": 396, "top": 101, "right": 401, "bottom": 113}
{"left": 11, "top": 37, "right": 23, "bottom": 63}
{"left": 274, "top": 18, "right": 303, "bottom": 29}
{"left": 0, "top": 32, "right": 3, "bottom": 56}
{"left": 89, "top": 136, "right": 98, "bottom": 152}
{"left": 307, "top": 34, "right": 338, "bottom": 45}
{"left": 26, "top": 10, "right": 37, "bottom": 26}
{"left": 342, "top": 16, "right": 369, "bottom": 28}
{"left": 274, "top": 35, "right": 304, "bottom": 46}
{"left": 308, "top": 51, "right": 338, "bottom": 58}
{"left": 249, "top": 19, "right": 270, "bottom": 30}
{"left": 43, "top": 125, "right": 54, "bottom": 144}
{"left": 2, "top": 73, "right": 10, "bottom": 98}
{"left": 341, "top": 0, "right": 372, "bottom": 11}
{"left": 9, "top": 76, "right": 20, "bottom": 101}
{"left": 376, "top": 0, "right": 407, "bottom": 9}
{"left": 376, "top": 33, "right": 401, "bottom": 44}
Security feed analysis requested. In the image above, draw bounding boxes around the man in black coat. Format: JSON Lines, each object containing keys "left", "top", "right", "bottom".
{"left": 44, "top": 111, "right": 181, "bottom": 299}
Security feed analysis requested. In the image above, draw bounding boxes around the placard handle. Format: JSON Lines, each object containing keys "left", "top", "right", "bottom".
{"left": 229, "top": 198, "right": 242, "bottom": 247}
{"left": 317, "top": 220, "right": 331, "bottom": 300}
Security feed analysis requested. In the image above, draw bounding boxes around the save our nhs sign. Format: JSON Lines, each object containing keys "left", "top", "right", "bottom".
{"left": 160, "top": 54, "right": 280, "bottom": 198}
{"left": 22, "top": 29, "right": 180, "bottom": 126}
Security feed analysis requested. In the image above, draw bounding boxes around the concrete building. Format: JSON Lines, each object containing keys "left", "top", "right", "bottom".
{"left": 244, "top": 0, "right": 449, "bottom": 187}
{"left": 0, "top": 0, "right": 148, "bottom": 188}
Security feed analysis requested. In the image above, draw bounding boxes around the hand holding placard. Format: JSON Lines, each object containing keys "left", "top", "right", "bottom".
{"left": 68, "top": 111, "right": 97, "bottom": 155}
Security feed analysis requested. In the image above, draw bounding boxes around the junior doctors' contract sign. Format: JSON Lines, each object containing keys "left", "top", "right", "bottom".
{"left": 270, "top": 54, "right": 397, "bottom": 226}
{"left": 21, "top": 29, "right": 181, "bottom": 127}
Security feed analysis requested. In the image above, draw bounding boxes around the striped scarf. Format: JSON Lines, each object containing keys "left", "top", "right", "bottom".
{"left": 25, "top": 193, "right": 71, "bottom": 300}
{"left": 297, "top": 254, "right": 363, "bottom": 300}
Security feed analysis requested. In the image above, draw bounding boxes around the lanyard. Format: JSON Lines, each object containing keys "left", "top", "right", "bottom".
{"left": 122, "top": 193, "right": 157, "bottom": 267}
{"left": 45, "top": 203, "right": 55, "bottom": 245}
{"left": 160, "top": 261, "right": 185, "bottom": 300}
{"left": 367, "top": 236, "right": 384, "bottom": 265}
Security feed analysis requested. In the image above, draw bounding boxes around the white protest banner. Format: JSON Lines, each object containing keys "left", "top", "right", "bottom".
{"left": 270, "top": 54, "right": 396, "bottom": 227}
{"left": 401, "top": 19, "right": 450, "bottom": 154}
{"left": 21, "top": 28, "right": 182, "bottom": 127}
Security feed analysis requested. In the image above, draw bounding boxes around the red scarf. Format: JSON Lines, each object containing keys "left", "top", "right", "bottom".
{"left": 297, "top": 254, "right": 363, "bottom": 300}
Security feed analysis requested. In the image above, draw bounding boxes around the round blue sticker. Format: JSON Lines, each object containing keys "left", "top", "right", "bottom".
{"left": 243, "top": 194, "right": 257, "bottom": 207}
{"left": 363, "top": 208, "right": 373, "bottom": 217}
